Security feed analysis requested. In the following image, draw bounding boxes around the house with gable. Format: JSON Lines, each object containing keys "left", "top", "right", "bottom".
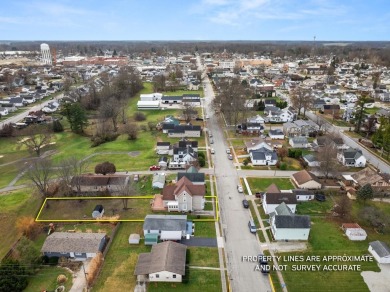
{"left": 337, "top": 148, "right": 366, "bottom": 168}
{"left": 177, "top": 166, "right": 205, "bottom": 185}
{"left": 249, "top": 147, "right": 278, "bottom": 166}
{"left": 168, "top": 145, "right": 198, "bottom": 169}
{"left": 269, "top": 202, "right": 311, "bottom": 241}
{"left": 155, "top": 176, "right": 206, "bottom": 212}
{"left": 291, "top": 170, "right": 322, "bottom": 190}
{"left": 351, "top": 168, "right": 390, "bottom": 193}
{"left": 245, "top": 139, "right": 273, "bottom": 153}
{"left": 167, "top": 125, "right": 202, "bottom": 138}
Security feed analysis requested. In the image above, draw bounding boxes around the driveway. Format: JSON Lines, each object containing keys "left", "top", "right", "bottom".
{"left": 361, "top": 263, "right": 390, "bottom": 292}
{"left": 69, "top": 259, "right": 90, "bottom": 292}
{"left": 180, "top": 237, "right": 217, "bottom": 247}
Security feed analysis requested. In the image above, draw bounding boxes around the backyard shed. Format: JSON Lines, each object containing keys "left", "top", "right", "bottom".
{"left": 129, "top": 234, "right": 140, "bottom": 244}
{"left": 92, "top": 205, "right": 104, "bottom": 219}
{"left": 145, "top": 234, "right": 159, "bottom": 246}
{"left": 369, "top": 241, "right": 390, "bottom": 264}
{"left": 342, "top": 223, "right": 367, "bottom": 241}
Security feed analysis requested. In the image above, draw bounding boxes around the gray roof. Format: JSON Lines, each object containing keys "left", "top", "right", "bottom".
{"left": 342, "top": 148, "right": 363, "bottom": 160}
{"left": 369, "top": 241, "right": 390, "bottom": 258}
{"left": 41, "top": 232, "right": 106, "bottom": 253}
{"left": 134, "top": 241, "right": 187, "bottom": 275}
{"left": 162, "top": 95, "right": 182, "bottom": 101}
{"left": 250, "top": 148, "right": 278, "bottom": 160}
{"left": 303, "top": 154, "right": 317, "bottom": 162}
{"left": 143, "top": 215, "right": 187, "bottom": 232}
{"left": 274, "top": 202, "right": 293, "bottom": 216}
{"left": 177, "top": 172, "right": 205, "bottom": 183}
{"left": 274, "top": 215, "right": 311, "bottom": 229}
{"left": 269, "top": 129, "right": 284, "bottom": 135}
{"left": 290, "top": 136, "right": 308, "bottom": 144}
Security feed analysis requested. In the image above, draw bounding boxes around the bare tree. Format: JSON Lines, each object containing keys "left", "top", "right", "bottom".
{"left": 18, "top": 125, "right": 53, "bottom": 157}
{"left": 117, "top": 178, "right": 135, "bottom": 209}
{"left": 182, "top": 102, "right": 197, "bottom": 123}
{"left": 290, "top": 87, "right": 312, "bottom": 116}
{"left": 124, "top": 122, "right": 139, "bottom": 140}
{"left": 333, "top": 195, "right": 352, "bottom": 219}
{"left": 57, "top": 156, "right": 89, "bottom": 195}
{"left": 98, "top": 97, "right": 121, "bottom": 131}
{"left": 25, "top": 158, "right": 53, "bottom": 198}
{"left": 315, "top": 136, "right": 341, "bottom": 182}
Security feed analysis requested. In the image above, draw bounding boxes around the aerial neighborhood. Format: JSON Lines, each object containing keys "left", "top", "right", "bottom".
{"left": 1, "top": 40, "right": 390, "bottom": 292}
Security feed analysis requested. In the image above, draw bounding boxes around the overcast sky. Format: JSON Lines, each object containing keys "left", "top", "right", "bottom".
{"left": 1, "top": 0, "right": 389, "bottom": 41}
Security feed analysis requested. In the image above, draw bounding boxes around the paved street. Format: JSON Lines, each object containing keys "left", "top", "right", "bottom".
{"left": 201, "top": 62, "right": 272, "bottom": 292}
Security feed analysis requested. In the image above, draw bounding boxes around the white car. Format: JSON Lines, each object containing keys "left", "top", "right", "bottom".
{"left": 365, "top": 103, "right": 374, "bottom": 109}
{"left": 237, "top": 185, "right": 243, "bottom": 193}
{"left": 205, "top": 115, "right": 210, "bottom": 119}
{"left": 210, "top": 148, "right": 215, "bottom": 154}
{"left": 226, "top": 148, "right": 231, "bottom": 154}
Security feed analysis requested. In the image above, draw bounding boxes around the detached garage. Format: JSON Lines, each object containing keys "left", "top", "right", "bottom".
{"left": 137, "top": 100, "right": 160, "bottom": 110}
{"left": 369, "top": 241, "right": 390, "bottom": 264}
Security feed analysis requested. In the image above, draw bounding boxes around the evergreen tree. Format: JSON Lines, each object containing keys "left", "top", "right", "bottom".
{"left": 357, "top": 183, "right": 374, "bottom": 202}
{"left": 52, "top": 119, "right": 64, "bottom": 132}
{"left": 62, "top": 103, "right": 88, "bottom": 134}
{"left": 0, "top": 260, "right": 28, "bottom": 291}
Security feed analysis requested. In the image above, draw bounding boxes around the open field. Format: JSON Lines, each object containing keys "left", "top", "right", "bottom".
{"left": 37, "top": 197, "right": 153, "bottom": 221}
{"left": 246, "top": 177, "right": 294, "bottom": 192}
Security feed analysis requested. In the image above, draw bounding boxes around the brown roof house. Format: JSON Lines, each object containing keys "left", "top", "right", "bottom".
{"left": 134, "top": 241, "right": 187, "bottom": 282}
{"left": 41, "top": 232, "right": 106, "bottom": 260}
{"left": 262, "top": 184, "right": 298, "bottom": 215}
{"left": 351, "top": 168, "right": 390, "bottom": 194}
{"left": 152, "top": 177, "right": 205, "bottom": 212}
{"left": 292, "top": 170, "right": 322, "bottom": 190}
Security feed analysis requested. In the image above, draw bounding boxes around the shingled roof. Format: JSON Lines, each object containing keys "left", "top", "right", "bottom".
{"left": 292, "top": 170, "right": 320, "bottom": 185}
{"left": 134, "top": 241, "right": 187, "bottom": 275}
{"left": 41, "top": 232, "right": 106, "bottom": 254}
{"left": 274, "top": 215, "right": 311, "bottom": 229}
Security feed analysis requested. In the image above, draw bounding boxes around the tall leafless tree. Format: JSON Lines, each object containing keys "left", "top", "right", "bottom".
{"left": 25, "top": 158, "right": 53, "bottom": 198}
{"left": 290, "top": 87, "right": 313, "bottom": 116}
{"left": 315, "top": 136, "right": 341, "bottom": 182}
{"left": 18, "top": 125, "right": 53, "bottom": 157}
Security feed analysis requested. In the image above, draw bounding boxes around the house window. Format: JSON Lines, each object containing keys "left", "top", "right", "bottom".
{"left": 156, "top": 274, "right": 159, "bottom": 278}
{"left": 173, "top": 274, "right": 177, "bottom": 278}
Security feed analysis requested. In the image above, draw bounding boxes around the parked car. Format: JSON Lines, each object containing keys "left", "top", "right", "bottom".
{"left": 195, "top": 117, "right": 204, "bottom": 121}
{"left": 258, "top": 254, "right": 270, "bottom": 274}
{"left": 237, "top": 185, "right": 243, "bottom": 193}
{"left": 242, "top": 199, "right": 249, "bottom": 208}
{"left": 149, "top": 165, "right": 161, "bottom": 171}
{"left": 133, "top": 174, "right": 139, "bottom": 182}
{"left": 315, "top": 193, "right": 326, "bottom": 202}
{"left": 210, "top": 139, "right": 214, "bottom": 144}
{"left": 248, "top": 220, "right": 257, "bottom": 233}
{"left": 228, "top": 154, "right": 233, "bottom": 160}
{"left": 226, "top": 148, "right": 231, "bottom": 154}
{"left": 210, "top": 148, "right": 215, "bottom": 154}
{"left": 205, "top": 115, "right": 209, "bottom": 119}
{"left": 208, "top": 132, "right": 213, "bottom": 138}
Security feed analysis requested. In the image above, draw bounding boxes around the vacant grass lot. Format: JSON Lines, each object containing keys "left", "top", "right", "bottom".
{"left": 38, "top": 197, "right": 152, "bottom": 221}
{"left": 247, "top": 177, "right": 294, "bottom": 192}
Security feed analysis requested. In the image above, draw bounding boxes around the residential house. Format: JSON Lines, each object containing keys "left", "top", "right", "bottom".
{"left": 303, "top": 154, "right": 320, "bottom": 167}
{"left": 239, "top": 122, "right": 264, "bottom": 135}
{"left": 283, "top": 120, "right": 318, "bottom": 137}
{"left": 182, "top": 94, "right": 201, "bottom": 106}
{"left": 249, "top": 148, "right": 278, "bottom": 166}
{"left": 264, "top": 99, "right": 277, "bottom": 107}
{"left": 70, "top": 174, "right": 130, "bottom": 193}
{"left": 137, "top": 100, "right": 160, "bottom": 110}
{"left": 262, "top": 192, "right": 297, "bottom": 215}
{"left": 291, "top": 189, "right": 315, "bottom": 201}
{"left": 245, "top": 139, "right": 273, "bottom": 153}
{"left": 161, "top": 95, "right": 182, "bottom": 104}
{"left": 292, "top": 170, "right": 322, "bottom": 189}
{"left": 158, "top": 176, "right": 206, "bottom": 212}
{"left": 143, "top": 215, "right": 188, "bottom": 240}
{"left": 140, "top": 93, "right": 163, "bottom": 101}
{"left": 289, "top": 136, "right": 309, "bottom": 148}
{"left": 0, "top": 107, "right": 9, "bottom": 116}
{"left": 169, "top": 146, "right": 198, "bottom": 169}
{"left": 247, "top": 114, "right": 265, "bottom": 124}
{"left": 264, "top": 106, "right": 282, "bottom": 123}
{"left": 134, "top": 241, "right": 187, "bottom": 282}
{"left": 9, "top": 97, "right": 25, "bottom": 107}
{"left": 368, "top": 241, "right": 390, "bottom": 264}
{"left": 156, "top": 142, "right": 172, "bottom": 155}
{"left": 269, "top": 202, "right": 311, "bottom": 241}
{"left": 268, "top": 129, "right": 285, "bottom": 140}
{"left": 321, "top": 104, "right": 341, "bottom": 117}
{"left": 177, "top": 140, "right": 198, "bottom": 152}
{"left": 152, "top": 173, "right": 166, "bottom": 189}
{"left": 337, "top": 148, "right": 366, "bottom": 168}
{"left": 167, "top": 125, "right": 202, "bottom": 138}
{"left": 351, "top": 168, "right": 390, "bottom": 193}
{"left": 41, "top": 232, "right": 106, "bottom": 259}
{"left": 177, "top": 166, "right": 205, "bottom": 185}
{"left": 341, "top": 223, "right": 367, "bottom": 241}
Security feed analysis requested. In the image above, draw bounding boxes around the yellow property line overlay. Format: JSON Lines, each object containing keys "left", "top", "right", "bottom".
{"left": 36, "top": 196, "right": 218, "bottom": 222}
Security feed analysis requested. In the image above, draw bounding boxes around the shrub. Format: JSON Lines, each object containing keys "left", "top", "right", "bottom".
{"left": 57, "top": 274, "right": 67, "bottom": 284}
{"left": 52, "top": 120, "right": 64, "bottom": 132}
{"left": 198, "top": 156, "right": 205, "bottom": 167}
{"left": 134, "top": 112, "right": 146, "bottom": 121}
{"left": 279, "top": 162, "right": 287, "bottom": 170}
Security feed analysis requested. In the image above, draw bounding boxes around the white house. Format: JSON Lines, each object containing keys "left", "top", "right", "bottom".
{"left": 303, "top": 154, "right": 320, "bottom": 167}
{"left": 337, "top": 148, "right": 366, "bottom": 168}
{"left": 368, "top": 241, "right": 390, "bottom": 264}
{"left": 134, "top": 241, "right": 187, "bottom": 282}
{"left": 245, "top": 139, "right": 273, "bottom": 153}
{"left": 0, "top": 108, "right": 9, "bottom": 116}
{"left": 268, "top": 129, "right": 284, "bottom": 140}
{"left": 247, "top": 114, "right": 265, "bottom": 124}
{"left": 262, "top": 192, "right": 297, "bottom": 215}
{"left": 270, "top": 203, "right": 311, "bottom": 241}
{"left": 137, "top": 100, "right": 160, "bottom": 110}
{"left": 289, "top": 136, "right": 309, "bottom": 148}
{"left": 292, "top": 170, "right": 322, "bottom": 189}
{"left": 156, "top": 142, "right": 172, "bottom": 155}
{"left": 152, "top": 173, "right": 166, "bottom": 189}
{"left": 249, "top": 148, "right": 278, "bottom": 166}
{"left": 140, "top": 93, "right": 163, "bottom": 101}
{"left": 143, "top": 215, "right": 187, "bottom": 240}
{"left": 291, "top": 189, "right": 315, "bottom": 201}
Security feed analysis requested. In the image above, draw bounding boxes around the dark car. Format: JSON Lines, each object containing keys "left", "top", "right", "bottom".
{"left": 315, "top": 193, "right": 326, "bottom": 202}
{"left": 258, "top": 254, "right": 270, "bottom": 274}
{"left": 242, "top": 199, "right": 249, "bottom": 208}
{"left": 195, "top": 117, "right": 204, "bottom": 121}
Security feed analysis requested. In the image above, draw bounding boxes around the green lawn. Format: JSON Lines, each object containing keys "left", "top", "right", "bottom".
{"left": 193, "top": 221, "right": 216, "bottom": 238}
{"left": 24, "top": 267, "right": 73, "bottom": 292}
{"left": 296, "top": 199, "right": 333, "bottom": 216}
{"left": 246, "top": 178, "right": 294, "bottom": 192}
{"left": 187, "top": 247, "right": 220, "bottom": 268}
{"left": 0, "top": 189, "right": 41, "bottom": 259}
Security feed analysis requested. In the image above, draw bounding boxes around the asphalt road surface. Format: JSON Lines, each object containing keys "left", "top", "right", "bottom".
{"left": 201, "top": 59, "right": 272, "bottom": 292}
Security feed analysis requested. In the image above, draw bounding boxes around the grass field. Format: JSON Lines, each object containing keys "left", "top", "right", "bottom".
{"left": 246, "top": 177, "right": 294, "bottom": 192}
{"left": 24, "top": 267, "right": 73, "bottom": 292}
{"left": 187, "top": 247, "right": 220, "bottom": 268}
{"left": 0, "top": 189, "right": 41, "bottom": 259}
{"left": 37, "top": 197, "right": 153, "bottom": 221}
